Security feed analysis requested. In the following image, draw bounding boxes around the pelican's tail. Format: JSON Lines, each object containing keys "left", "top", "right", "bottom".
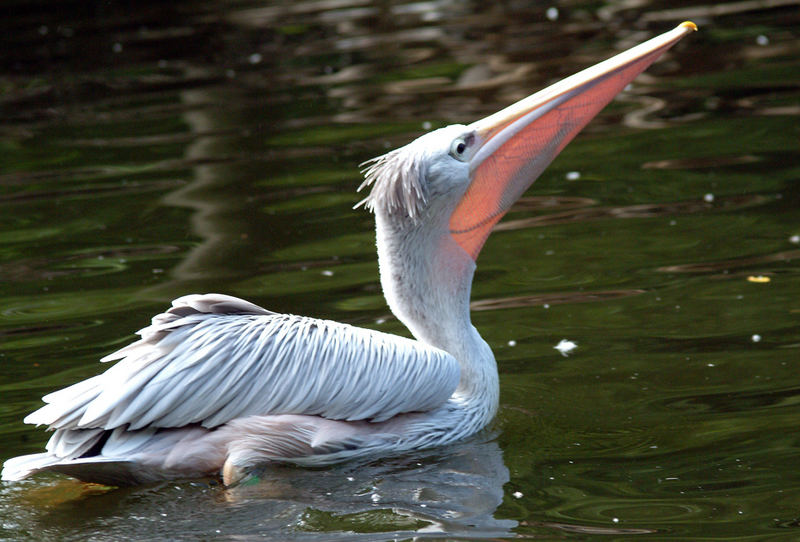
{"left": 3, "top": 425, "right": 231, "bottom": 486}
{"left": 2, "top": 452, "right": 61, "bottom": 481}
{"left": 2, "top": 452, "right": 168, "bottom": 487}
{"left": 2, "top": 452, "right": 142, "bottom": 486}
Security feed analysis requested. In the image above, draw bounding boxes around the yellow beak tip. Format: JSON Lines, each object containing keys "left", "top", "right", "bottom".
{"left": 680, "top": 21, "right": 698, "bottom": 32}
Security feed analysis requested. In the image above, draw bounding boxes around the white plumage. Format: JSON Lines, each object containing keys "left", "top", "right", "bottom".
{"left": 28, "top": 294, "right": 458, "bottom": 432}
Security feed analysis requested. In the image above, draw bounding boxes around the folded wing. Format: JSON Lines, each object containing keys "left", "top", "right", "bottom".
{"left": 26, "top": 293, "right": 460, "bottom": 433}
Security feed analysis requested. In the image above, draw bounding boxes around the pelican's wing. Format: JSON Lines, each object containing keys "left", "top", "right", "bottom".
{"left": 25, "top": 294, "right": 460, "bottom": 431}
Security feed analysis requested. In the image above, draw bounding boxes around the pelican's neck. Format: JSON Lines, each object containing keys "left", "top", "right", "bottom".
{"left": 375, "top": 210, "right": 499, "bottom": 408}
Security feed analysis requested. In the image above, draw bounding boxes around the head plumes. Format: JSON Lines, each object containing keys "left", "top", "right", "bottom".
{"left": 355, "top": 144, "right": 429, "bottom": 221}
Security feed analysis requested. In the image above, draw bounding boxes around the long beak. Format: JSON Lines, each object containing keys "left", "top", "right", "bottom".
{"left": 450, "top": 21, "right": 697, "bottom": 260}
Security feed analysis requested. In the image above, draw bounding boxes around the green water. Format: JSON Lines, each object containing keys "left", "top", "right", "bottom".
{"left": 1, "top": 1, "right": 799, "bottom": 540}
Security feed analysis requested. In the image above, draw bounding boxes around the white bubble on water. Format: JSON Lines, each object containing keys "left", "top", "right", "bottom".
{"left": 554, "top": 339, "right": 578, "bottom": 357}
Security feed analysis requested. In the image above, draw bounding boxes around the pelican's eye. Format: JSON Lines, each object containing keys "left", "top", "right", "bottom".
{"left": 449, "top": 133, "right": 475, "bottom": 162}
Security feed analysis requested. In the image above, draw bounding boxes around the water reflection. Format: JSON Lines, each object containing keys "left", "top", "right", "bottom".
{"left": 219, "top": 0, "right": 706, "bottom": 127}
{"left": 0, "top": 436, "right": 516, "bottom": 540}
{"left": 160, "top": 86, "right": 250, "bottom": 283}
{"left": 229, "top": 437, "right": 516, "bottom": 540}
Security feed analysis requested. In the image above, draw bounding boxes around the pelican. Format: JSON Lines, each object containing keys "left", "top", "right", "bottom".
{"left": 2, "top": 23, "right": 696, "bottom": 487}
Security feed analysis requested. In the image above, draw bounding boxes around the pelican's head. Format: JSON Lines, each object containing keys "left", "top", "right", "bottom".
{"left": 358, "top": 124, "right": 473, "bottom": 223}
{"left": 358, "top": 22, "right": 697, "bottom": 263}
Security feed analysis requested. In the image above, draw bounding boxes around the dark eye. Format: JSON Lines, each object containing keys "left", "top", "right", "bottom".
{"left": 449, "top": 133, "right": 474, "bottom": 161}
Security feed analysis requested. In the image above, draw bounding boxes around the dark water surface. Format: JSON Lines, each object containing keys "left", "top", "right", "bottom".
{"left": 1, "top": 1, "right": 799, "bottom": 540}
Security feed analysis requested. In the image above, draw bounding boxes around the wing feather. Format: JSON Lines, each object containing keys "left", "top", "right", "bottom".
{"left": 26, "top": 294, "right": 460, "bottom": 432}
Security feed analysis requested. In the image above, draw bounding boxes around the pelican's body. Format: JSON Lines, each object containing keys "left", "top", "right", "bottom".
{"left": 2, "top": 23, "right": 695, "bottom": 486}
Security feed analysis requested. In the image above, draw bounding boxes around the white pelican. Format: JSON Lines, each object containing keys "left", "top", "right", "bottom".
{"left": 2, "top": 23, "right": 696, "bottom": 486}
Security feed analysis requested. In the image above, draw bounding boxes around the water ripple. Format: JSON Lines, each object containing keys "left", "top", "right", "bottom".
{"left": 496, "top": 194, "right": 770, "bottom": 231}
{"left": 471, "top": 289, "right": 646, "bottom": 311}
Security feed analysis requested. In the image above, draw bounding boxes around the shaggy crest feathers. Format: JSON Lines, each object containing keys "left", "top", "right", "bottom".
{"left": 355, "top": 144, "right": 429, "bottom": 221}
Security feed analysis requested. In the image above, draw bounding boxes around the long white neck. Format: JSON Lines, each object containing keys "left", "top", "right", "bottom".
{"left": 374, "top": 207, "right": 499, "bottom": 412}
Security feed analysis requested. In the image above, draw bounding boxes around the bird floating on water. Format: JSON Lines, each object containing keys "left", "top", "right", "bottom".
{"left": 2, "top": 22, "right": 696, "bottom": 487}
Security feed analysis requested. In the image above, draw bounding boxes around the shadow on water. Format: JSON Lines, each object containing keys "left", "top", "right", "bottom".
{"left": 1, "top": 0, "right": 799, "bottom": 540}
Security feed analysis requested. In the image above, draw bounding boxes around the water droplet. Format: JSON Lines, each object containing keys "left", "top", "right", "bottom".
{"left": 751, "top": 334, "right": 761, "bottom": 343}
{"left": 545, "top": 7, "right": 559, "bottom": 20}
{"left": 703, "top": 193, "right": 714, "bottom": 203}
{"left": 507, "top": 340, "right": 517, "bottom": 347}
{"left": 112, "top": 42, "right": 123, "bottom": 53}
{"left": 565, "top": 171, "right": 580, "bottom": 180}
{"left": 248, "top": 52, "right": 263, "bottom": 64}
{"left": 756, "top": 34, "right": 769, "bottom": 46}
{"left": 512, "top": 491, "right": 523, "bottom": 498}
